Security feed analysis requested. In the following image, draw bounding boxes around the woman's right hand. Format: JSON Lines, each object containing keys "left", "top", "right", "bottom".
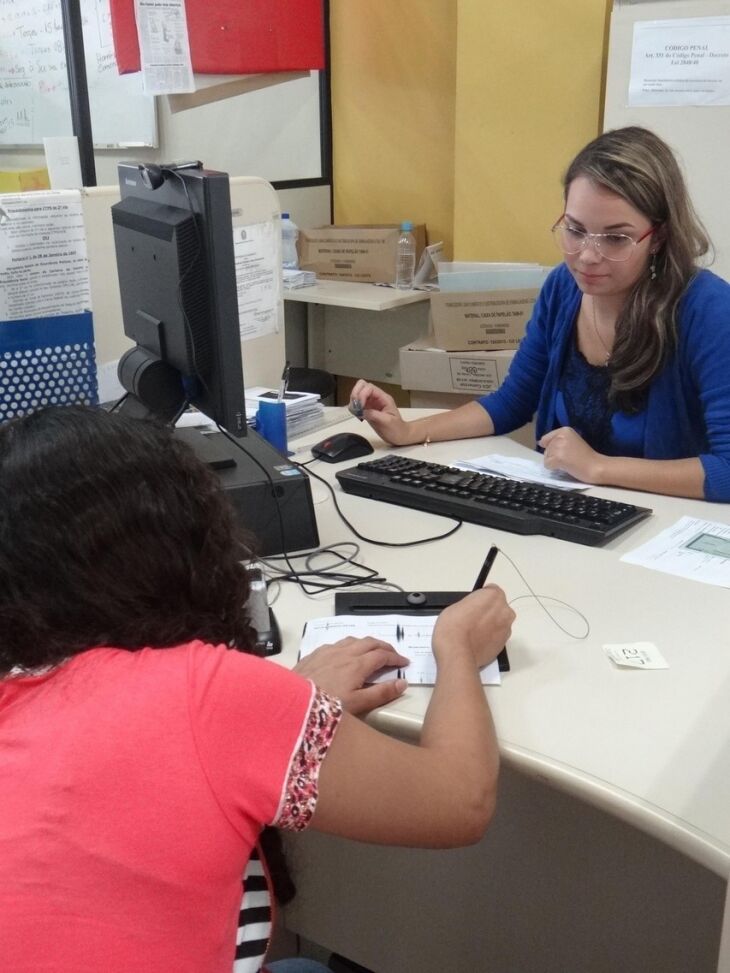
{"left": 349, "top": 379, "right": 415, "bottom": 446}
{"left": 432, "top": 586, "right": 515, "bottom": 669}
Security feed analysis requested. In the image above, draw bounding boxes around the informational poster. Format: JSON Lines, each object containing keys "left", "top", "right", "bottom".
{"left": 0, "top": 191, "right": 90, "bottom": 320}
{"left": 0, "top": 189, "right": 97, "bottom": 419}
{"left": 231, "top": 218, "right": 280, "bottom": 341}
{"left": 133, "top": 0, "right": 194, "bottom": 95}
{"left": 629, "top": 17, "right": 730, "bottom": 107}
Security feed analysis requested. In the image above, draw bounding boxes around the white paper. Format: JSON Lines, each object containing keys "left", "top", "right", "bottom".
{"left": 43, "top": 137, "right": 83, "bottom": 190}
{"left": 283, "top": 268, "right": 317, "bottom": 289}
{"left": 299, "top": 614, "right": 501, "bottom": 687}
{"left": 232, "top": 221, "right": 280, "bottom": 341}
{"left": 246, "top": 386, "right": 321, "bottom": 412}
{"left": 603, "top": 642, "right": 669, "bottom": 670}
{"left": 0, "top": 191, "right": 90, "bottom": 320}
{"left": 96, "top": 359, "right": 125, "bottom": 405}
{"left": 414, "top": 241, "right": 444, "bottom": 286}
{"left": 621, "top": 516, "right": 730, "bottom": 588}
{"left": 629, "top": 17, "right": 730, "bottom": 107}
{"left": 454, "top": 454, "right": 591, "bottom": 491}
{"left": 134, "top": 0, "right": 195, "bottom": 96}
{"left": 175, "top": 409, "right": 216, "bottom": 431}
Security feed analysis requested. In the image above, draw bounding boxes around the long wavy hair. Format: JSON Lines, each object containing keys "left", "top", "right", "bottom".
{"left": 563, "top": 126, "right": 711, "bottom": 412}
{"left": 0, "top": 405, "right": 256, "bottom": 674}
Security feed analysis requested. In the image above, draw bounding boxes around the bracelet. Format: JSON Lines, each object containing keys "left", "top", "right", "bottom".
{"left": 424, "top": 426, "right": 431, "bottom": 447}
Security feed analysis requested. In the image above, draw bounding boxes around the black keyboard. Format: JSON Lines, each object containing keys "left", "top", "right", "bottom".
{"left": 336, "top": 454, "right": 652, "bottom": 547}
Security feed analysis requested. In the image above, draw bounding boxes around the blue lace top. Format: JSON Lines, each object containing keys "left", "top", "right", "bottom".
{"left": 554, "top": 329, "right": 646, "bottom": 457}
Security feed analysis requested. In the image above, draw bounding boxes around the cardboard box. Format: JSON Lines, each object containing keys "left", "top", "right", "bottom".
{"left": 298, "top": 224, "right": 427, "bottom": 284}
{"left": 429, "top": 287, "right": 538, "bottom": 351}
{"left": 399, "top": 337, "right": 515, "bottom": 397}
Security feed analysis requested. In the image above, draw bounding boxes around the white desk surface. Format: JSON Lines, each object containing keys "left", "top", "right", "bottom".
{"left": 283, "top": 279, "right": 430, "bottom": 311}
{"left": 279, "top": 410, "right": 730, "bottom": 879}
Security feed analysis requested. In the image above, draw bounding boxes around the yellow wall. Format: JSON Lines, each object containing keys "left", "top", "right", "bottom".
{"left": 454, "top": 0, "right": 610, "bottom": 263}
{"left": 330, "top": 1, "right": 611, "bottom": 265}
{"left": 329, "top": 2, "right": 457, "bottom": 254}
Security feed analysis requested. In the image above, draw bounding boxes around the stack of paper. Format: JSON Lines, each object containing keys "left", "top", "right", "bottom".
{"left": 282, "top": 268, "right": 317, "bottom": 289}
{"left": 245, "top": 385, "right": 325, "bottom": 436}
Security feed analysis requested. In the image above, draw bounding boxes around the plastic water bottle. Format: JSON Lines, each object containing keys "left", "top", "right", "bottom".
{"left": 281, "top": 213, "right": 299, "bottom": 269}
{"left": 395, "top": 220, "right": 416, "bottom": 289}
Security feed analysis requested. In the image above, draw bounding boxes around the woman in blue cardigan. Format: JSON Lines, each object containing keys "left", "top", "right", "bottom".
{"left": 351, "top": 127, "right": 730, "bottom": 502}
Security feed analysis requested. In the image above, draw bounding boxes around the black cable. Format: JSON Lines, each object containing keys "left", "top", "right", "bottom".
{"left": 106, "top": 391, "right": 128, "bottom": 413}
{"left": 296, "top": 460, "right": 464, "bottom": 547}
{"left": 261, "top": 542, "right": 404, "bottom": 596}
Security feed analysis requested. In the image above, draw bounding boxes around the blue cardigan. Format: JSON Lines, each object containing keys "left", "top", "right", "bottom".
{"left": 479, "top": 264, "right": 730, "bottom": 502}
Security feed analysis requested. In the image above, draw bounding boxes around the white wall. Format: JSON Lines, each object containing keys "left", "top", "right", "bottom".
{"left": 605, "top": 0, "right": 730, "bottom": 281}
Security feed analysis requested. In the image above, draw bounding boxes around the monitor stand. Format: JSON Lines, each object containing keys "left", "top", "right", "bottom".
{"left": 174, "top": 426, "right": 319, "bottom": 556}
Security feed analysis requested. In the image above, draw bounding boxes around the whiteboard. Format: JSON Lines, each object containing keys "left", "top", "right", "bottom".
{"left": 0, "top": 0, "right": 156, "bottom": 147}
{"left": 605, "top": 0, "right": 730, "bottom": 281}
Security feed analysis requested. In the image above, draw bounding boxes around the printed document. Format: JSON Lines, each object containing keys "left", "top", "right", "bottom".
{"left": 621, "top": 516, "right": 730, "bottom": 587}
{"left": 0, "top": 191, "right": 89, "bottom": 321}
{"left": 454, "top": 454, "right": 591, "bottom": 491}
{"left": 299, "top": 614, "right": 501, "bottom": 686}
{"left": 231, "top": 220, "right": 280, "bottom": 341}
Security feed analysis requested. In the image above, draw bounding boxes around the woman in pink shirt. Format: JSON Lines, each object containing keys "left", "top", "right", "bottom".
{"left": 0, "top": 405, "right": 513, "bottom": 973}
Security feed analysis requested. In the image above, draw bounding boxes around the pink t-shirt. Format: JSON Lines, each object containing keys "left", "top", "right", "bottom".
{"left": 0, "top": 641, "right": 341, "bottom": 972}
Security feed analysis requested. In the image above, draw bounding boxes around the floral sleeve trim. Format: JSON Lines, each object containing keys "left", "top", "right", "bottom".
{"left": 273, "top": 686, "right": 343, "bottom": 832}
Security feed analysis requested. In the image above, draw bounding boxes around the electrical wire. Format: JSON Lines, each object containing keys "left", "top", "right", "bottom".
{"left": 496, "top": 546, "right": 590, "bottom": 640}
{"left": 296, "top": 459, "right": 464, "bottom": 548}
{"left": 260, "top": 542, "right": 406, "bottom": 598}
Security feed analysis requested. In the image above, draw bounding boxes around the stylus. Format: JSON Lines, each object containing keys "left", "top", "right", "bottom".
{"left": 471, "top": 545, "right": 509, "bottom": 672}
{"left": 472, "top": 545, "right": 498, "bottom": 590}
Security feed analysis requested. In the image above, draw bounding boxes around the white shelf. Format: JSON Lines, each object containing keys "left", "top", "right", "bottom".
{"left": 283, "top": 278, "right": 430, "bottom": 311}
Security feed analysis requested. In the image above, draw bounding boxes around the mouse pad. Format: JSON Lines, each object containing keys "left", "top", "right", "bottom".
{"left": 335, "top": 591, "right": 510, "bottom": 671}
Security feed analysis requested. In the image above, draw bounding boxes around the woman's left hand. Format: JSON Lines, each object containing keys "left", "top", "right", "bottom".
{"left": 293, "top": 637, "right": 410, "bottom": 716}
{"left": 538, "top": 427, "right": 604, "bottom": 483}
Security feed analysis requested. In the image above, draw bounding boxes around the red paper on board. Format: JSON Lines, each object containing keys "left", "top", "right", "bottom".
{"left": 110, "top": 0, "right": 325, "bottom": 75}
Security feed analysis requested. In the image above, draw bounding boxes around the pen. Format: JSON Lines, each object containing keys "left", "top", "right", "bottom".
{"left": 471, "top": 545, "right": 510, "bottom": 672}
{"left": 472, "top": 545, "right": 498, "bottom": 590}
{"left": 277, "top": 361, "right": 290, "bottom": 402}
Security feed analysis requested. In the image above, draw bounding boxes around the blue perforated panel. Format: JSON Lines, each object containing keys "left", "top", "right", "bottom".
{"left": 0, "top": 312, "right": 98, "bottom": 422}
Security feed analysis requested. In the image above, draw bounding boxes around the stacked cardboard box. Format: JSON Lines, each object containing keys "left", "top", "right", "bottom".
{"left": 298, "top": 224, "right": 427, "bottom": 284}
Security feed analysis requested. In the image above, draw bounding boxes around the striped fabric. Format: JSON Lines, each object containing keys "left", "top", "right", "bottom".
{"left": 234, "top": 846, "right": 271, "bottom": 973}
{"left": 233, "top": 689, "right": 343, "bottom": 972}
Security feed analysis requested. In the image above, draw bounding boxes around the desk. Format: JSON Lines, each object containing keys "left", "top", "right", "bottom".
{"left": 277, "top": 411, "right": 730, "bottom": 973}
{"left": 284, "top": 280, "right": 430, "bottom": 385}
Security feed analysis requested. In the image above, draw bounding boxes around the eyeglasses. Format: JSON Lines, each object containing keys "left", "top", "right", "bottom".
{"left": 551, "top": 218, "right": 658, "bottom": 262}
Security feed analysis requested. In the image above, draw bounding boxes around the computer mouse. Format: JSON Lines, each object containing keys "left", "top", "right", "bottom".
{"left": 311, "top": 432, "right": 375, "bottom": 463}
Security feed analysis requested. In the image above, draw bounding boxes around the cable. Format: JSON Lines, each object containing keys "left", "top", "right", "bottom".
{"left": 297, "top": 460, "right": 464, "bottom": 548}
{"left": 497, "top": 546, "right": 590, "bottom": 640}
{"left": 106, "top": 391, "right": 128, "bottom": 413}
{"left": 260, "top": 541, "right": 406, "bottom": 597}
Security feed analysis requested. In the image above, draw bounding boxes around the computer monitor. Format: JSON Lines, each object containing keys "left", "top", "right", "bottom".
{"left": 111, "top": 161, "right": 246, "bottom": 435}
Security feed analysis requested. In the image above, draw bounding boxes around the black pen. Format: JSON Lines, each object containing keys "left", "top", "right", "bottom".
{"left": 472, "top": 545, "right": 510, "bottom": 672}
{"left": 277, "top": 361, "right": 290, "bottom": 402}
{"left": 472, "top": 545, "right": 498, "bottom": 590}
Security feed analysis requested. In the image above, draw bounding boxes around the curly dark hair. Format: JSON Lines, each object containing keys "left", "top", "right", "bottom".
{"left": 0, "top": 405, "right": 257, "bottom": 673}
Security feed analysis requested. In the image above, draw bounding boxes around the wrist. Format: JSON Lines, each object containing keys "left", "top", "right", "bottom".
{"left": 592, "top": 453, "right": 612, "bottom": 486}
{"left": 406, "top": 418, "right": 431, "bottom": 447}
